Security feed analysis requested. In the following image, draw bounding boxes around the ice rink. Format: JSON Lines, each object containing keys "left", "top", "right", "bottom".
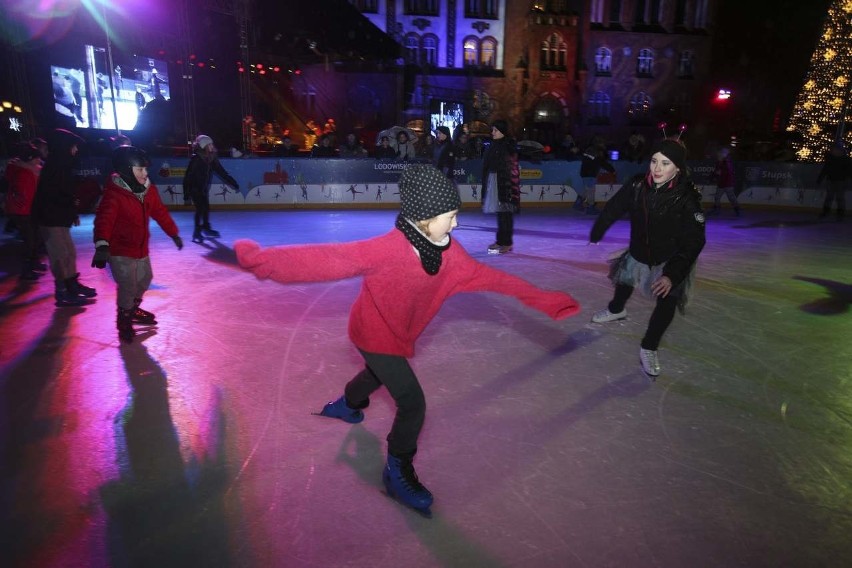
{"left": 1, "top": 206, "right": 850, "bottom": 567}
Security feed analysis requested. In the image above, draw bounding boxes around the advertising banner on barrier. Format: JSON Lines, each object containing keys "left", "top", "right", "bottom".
{"left": 53, "top": 156, "right": 829, "bottom": 210}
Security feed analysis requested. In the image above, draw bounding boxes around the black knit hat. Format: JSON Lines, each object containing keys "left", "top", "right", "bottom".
{"left": 399, "top": 164, "right": 461, "bottom": 221}
{"left": 491, "top": 119, "right": 509, "bottom": 136}
{"left": 650, "top": 138, "right": 687, "bottom": 171}
{"left": 436, "top": 126, "right": 451, "bottom": 139}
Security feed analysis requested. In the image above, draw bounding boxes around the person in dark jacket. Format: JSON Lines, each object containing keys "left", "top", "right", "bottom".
{"left": 32, "top": 128, "right": 97, "bottom": 306}
{"left": 577, "top": 143, "right": 615, "bottom": 214}
{"left": 481, "top": 119, "right": 520, "bottom": 254}
{"left": 374, "top": 136, "right": 397, "bottom": 159}
{"left": 816, "top": 142, "right": 850, "bottom": 222}
{"left": 92, "top": 146, "right": 183, "bottom": 342}
{"left": 589, "top": 139, "right": 706, "bottom": 378}
{"left": 709, "top": 146, "right": 740, "bottom": 217}
{"left": 432, "top": 126, "right": 455, "bottom": 178}
{"left": 183, "top": 134, "right": 239, "bottom": 243}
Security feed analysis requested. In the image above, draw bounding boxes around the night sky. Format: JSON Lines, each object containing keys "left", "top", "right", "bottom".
{"left": 709, "top": 0, "right": 832, "bottom": 128}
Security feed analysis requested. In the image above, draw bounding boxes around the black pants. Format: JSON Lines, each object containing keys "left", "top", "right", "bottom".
{"left": 345, "top": 350, "right": 425, "bottom": 458}
{"left": 193, "top": 190, "right": 211, "bottom": 229}
{"left": 496, "top": 211, "right": 514, "bottom": 246}
{"left": 608, "top": 284, "right": 679, "bottom": 351}
{"left": 11, "top": 215, "right": 41, "bottom": 266}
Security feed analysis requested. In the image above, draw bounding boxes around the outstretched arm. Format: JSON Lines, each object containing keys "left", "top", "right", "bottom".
{"left": 235, "top": 239, "right": 373, "bottom": 284}
{"left": 450, "top": 254, "right": 580, "bottom": 320}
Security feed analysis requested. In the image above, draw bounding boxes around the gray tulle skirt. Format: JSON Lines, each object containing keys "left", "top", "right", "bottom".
{"left": 607, "top": 249, "right": 696, "bottom": 314}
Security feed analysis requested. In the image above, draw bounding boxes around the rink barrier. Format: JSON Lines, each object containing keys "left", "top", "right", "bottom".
{"left": 0, "top": 157, "right": 829, "bottom": 210}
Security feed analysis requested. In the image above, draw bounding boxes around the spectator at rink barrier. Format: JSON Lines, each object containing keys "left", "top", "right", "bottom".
{"left": 311, "top": 134, "right": 337, "bottom": 158}
{"left": 395, "top": 131, "right": 417, "bottom": 161}
{"left": 234, "top": 164, "right": 579, "bottom": 517}
{"left": 588, "top": 139, "right": 705, "bottom": 378}
{"left": 183, "top": 134, "right": 240, "bottom": 243}
{"left": 709, "top": 146, "right": 741, "bottom": 217}
{"left": 374, "top": 136, "right": 397, "bottom": 159}
{"left": 338, "top": 133, "right": 368, "bottom": 158}
{"left": 816, "top": 142, "right": 850, "bottom": 222}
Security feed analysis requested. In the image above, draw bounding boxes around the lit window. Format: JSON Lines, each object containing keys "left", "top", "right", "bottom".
{"left": 464, "top": 37, "right": 479, "bottom": 66}
{"left": 595, "top": 47, "right": 612, "bottom": 74}
{"left": 422, "top": 35, "right": 438, "bottom": 66}
{"left": 481, "top": 38, "right": 497, "bottom": 68}
{"left": 637, "top": 48, "right": 654, "bottom": 76}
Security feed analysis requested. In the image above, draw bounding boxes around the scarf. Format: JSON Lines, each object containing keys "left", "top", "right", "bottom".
{"left": 395, "top": 213, "right": 451, "bottom": 275}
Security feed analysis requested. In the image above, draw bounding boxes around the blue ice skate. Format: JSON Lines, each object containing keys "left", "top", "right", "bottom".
{"left": 383, "top": 454, "right": 433, "bottom": 517}
{"left": 316, "top": 396, "right": 364, "bottom": 424}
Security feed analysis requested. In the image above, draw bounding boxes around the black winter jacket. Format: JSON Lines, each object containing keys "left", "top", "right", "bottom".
{"left": 32, "top": 129, "right": 84, "bottom": 227}
{"left": 590, "top": 173, "right": 706, "bottom": 287}
{"left": 182, "top": 153, "right": 238, "bottom": 198}
{"left": 481, "top": 137, "right": 520, "bottom": 212}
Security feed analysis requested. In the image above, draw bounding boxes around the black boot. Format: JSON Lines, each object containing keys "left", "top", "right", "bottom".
{"left": 117, "top": 307, "right": 135, "bottom": 343}
{"left": 202, "top": 225, "right": 221, "bottom": 238}
{"left": 66, "top": 273, "right": 97, "bottom": 298}
{"left": 131, "top": 298, "right": 157, "bottom": 324}
{"left": 192, "top": 227, "right": 204, "bottom": 243}
{"left": 383, "top": 453, "right": 433, "bottom": 516}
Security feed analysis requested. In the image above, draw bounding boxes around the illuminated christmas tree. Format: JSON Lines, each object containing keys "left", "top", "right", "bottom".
{"left": 787, "top": 0, "right": 852, "bottom": 161}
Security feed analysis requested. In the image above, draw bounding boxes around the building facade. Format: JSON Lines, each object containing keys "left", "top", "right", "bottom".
{"left": 344, "top": 0, "right": 716, "bottom": 151}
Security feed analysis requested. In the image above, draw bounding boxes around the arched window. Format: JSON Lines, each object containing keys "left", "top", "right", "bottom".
{"left": 534, "top": 95, "right": 564, "bottom": 123}
{"left": 422, "top": 34, "right": 438, "bottom": 66}
{"left": 405, "top": 33, "right": 420, "bottom": 64}
{"left": 678, "top": 50, "right": 694, "bottom": 78}
{"left": 589, "top": 91, "right": 611, "bottom": 122}
{"left": 541, "top": 33, "right": 567, "bottom": 70}
{"left": 594, "top": 47, "right": 612, "bottom": 75}
{"left": 637, "top": 48, "right": 654, "bottom": 76}
{"left": 463, "top": 37, "right": 480, "bottom": 66}
{"left": 628, "top": 91, "right": 652, "bottom": 123}
{"left": 481, "top": 37, "right": 497, "bottom": 68}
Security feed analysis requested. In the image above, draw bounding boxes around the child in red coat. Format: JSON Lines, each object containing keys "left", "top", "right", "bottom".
{"left": 235, "top": 164, "right": 580, "bottom": 516}
{"left": 92, "top": 146, "right": 183, "bottom": 342}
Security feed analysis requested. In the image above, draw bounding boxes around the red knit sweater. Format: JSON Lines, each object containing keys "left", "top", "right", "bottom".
{"left": 235, "top": 230, "right": 580, "bottom": 357}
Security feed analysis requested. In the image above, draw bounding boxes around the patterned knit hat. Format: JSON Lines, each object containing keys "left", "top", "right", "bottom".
{"left": 399, "top": 164, "right": 461, "bottom": 221}
{"left": 650, "top": 138, "right": 687, "bottom": 171}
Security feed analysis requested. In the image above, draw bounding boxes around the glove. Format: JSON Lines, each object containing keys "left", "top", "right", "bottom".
{"left": 92, "top": 245, "right": 110, "bottom": 268}
{"left": 172, "top": 235, "right": 184, "bottom": 250}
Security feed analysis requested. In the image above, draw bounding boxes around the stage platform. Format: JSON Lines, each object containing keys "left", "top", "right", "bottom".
{"left": 1, "top": 207, "right": 850, "bottom": 567}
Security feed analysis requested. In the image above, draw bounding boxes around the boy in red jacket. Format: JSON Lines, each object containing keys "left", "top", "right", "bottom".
{"left": 235, "top": 164, "right": 580, "bottom": 516}
{"left": 92, "top": 146, "right": 183, "bottom": 342}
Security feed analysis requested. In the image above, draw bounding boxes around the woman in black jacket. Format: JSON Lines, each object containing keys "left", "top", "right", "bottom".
{"left": 589, "top": 139, "right": 706, "bottom": 377}
{"left": 481, "top": 120, "right": 520, "bottom": 254}
{"left": 183, "top": 134, "right": 239, "bottom": 243}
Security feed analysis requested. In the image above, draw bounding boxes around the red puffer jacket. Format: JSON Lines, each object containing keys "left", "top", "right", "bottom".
{"left": 5, "top": 159, "right": 40, "bottom": 216}
{"left": 94, "top": 174, "right": 179, "bottom": 258}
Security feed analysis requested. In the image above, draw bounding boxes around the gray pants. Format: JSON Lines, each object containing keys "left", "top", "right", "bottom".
{"left": 109, "top": 256, "right": 153, "bottom": 310}
{"left": 40, "top": 226, "right": 77, "bottom": 281}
